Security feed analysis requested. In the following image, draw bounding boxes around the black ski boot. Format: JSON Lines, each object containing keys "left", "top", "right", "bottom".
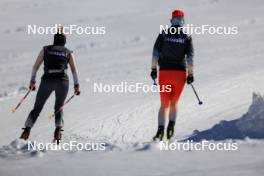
{"left": 167, "top": 121, "right": 175, "bottom": 141}
{"left": 53, "top": 127, "right": 63, "bottom": 144}
{"left": 20, "top": 127, "right": 31, "bottom": 140}
{"left": 153, "top": 126, "right": 164, "bottom": 141}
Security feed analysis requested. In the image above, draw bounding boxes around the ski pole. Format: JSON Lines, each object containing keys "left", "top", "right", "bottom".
{"left": 190, "top": 84, "right": 203, "bottom": 105}
{"left": 48, "top": 94, "right": 75, "bottom": 120}
{"left": 11, "top": 89, "right": 32, "bottom": 113}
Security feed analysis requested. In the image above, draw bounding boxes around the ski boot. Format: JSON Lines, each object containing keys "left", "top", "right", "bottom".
{"left": 167, "top": 121, "right": 175, "bottom": 142}
{"left": 153, "top": 126, "right": 164, "bottom": 141}
{"left": 20, "top": 127, "right": 31, "bottom": 140}
{"left": 53, "top": 127, "right": 63, "bottom": 144}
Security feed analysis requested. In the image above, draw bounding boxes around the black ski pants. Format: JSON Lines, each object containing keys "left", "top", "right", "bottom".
{"left": 25, "top": 78, "right": 69, "bottom": 128}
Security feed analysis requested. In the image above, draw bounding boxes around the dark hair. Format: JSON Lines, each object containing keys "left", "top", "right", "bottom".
{"left": 53, "top": 33, "right": 66, "bottom": 46}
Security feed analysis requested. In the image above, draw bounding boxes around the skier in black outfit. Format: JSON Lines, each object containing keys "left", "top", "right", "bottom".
{"left": 20, "top": 29, "right": 81, "bottom": 143}
{"left": 151, "top": 10, "right": 194, "bottom": 141}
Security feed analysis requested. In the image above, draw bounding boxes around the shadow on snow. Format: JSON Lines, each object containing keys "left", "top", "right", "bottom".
{"left": 186, "top": 93, "right": 264, "bottom": 142}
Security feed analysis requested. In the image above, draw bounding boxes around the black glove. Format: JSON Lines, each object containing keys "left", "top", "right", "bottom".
{"left": 74, "top": 84, "right": 81, "bottom": 96}
{"left": 29, "top": 81, "right": 36, "bottom": 91}
{"left": 150, "top": 68, "right": 157, "bottom": 80}
{"left": 187, "top": 74, "right": 194, "bottom": 84}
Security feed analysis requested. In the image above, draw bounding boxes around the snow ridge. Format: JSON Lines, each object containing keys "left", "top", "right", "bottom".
{"left": 187, "top": 93, "right": 264, "bottom": 141}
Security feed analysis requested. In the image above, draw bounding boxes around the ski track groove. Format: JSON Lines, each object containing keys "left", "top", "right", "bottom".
{"left": 65, "top": 101, "right": 156, "bottom": 144}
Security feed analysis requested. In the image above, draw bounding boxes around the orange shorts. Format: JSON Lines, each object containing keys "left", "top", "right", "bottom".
{"left": 159, "top": 70, "right": 186, "bottom": 108}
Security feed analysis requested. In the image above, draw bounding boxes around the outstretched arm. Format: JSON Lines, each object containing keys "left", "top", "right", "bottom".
{"left": 186, "top": 36, "right": 194, "bottom": 85}
{"left": 69, "top": 52, "right": 80, "bottom": 86}
{"left": 151, "top": 33, "right": 164, "bottom": 69}
{"left": 186, "top": 35, "right": 194, "bottom": 75}
{"left": 150, "top": 33, "right": 164, "bottom": 82}
{"left": 69, "top": 52, "right": 81, "bottom": 95}
{"left": 30, "top": 49, "right": 44, "bottom": 83}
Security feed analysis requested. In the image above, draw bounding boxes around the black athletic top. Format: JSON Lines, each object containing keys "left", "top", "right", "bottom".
{"left": 153, "top": 26, "right": 194, "bottom": 71}
{"left": 42, "top": 45, "right": 72, "bottom": 80}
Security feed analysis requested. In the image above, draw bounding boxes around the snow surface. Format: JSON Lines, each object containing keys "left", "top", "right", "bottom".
{"left": 187, "top": 93, "right": 264, "bottom": 141}
{"left": 0, "top": 0, "right": 264, "bottom": 175}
